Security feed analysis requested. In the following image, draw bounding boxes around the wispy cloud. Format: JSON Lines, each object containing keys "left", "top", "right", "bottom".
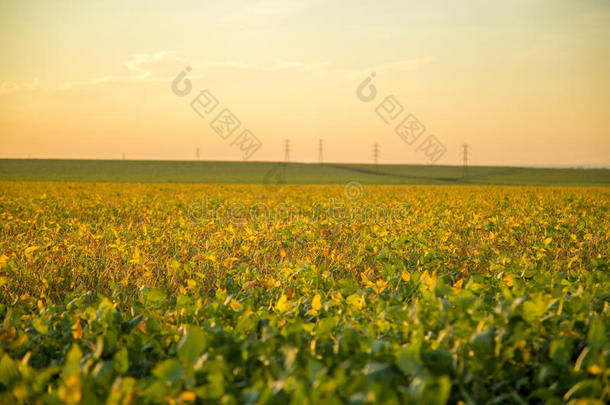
{"left": 56, "top": 51, "right": 186, "bottom": 90}
{"left": 56, "top": 50, "right": 326, "bottom": 91}
{"left": 0, "top": 78, "right": 40, "bottom": 95}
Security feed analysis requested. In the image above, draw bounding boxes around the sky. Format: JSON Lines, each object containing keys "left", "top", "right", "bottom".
{"left": 0, "top": 0, "right": 609, "bottom": 167}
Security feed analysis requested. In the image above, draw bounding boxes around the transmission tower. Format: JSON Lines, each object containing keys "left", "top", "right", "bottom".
{"left": 284, "top": 139, "right": 290, "bottom": 162}
{"left": 461, "top": 143, "right": 470, "bottom": 182}
{"left": 318, "top": 139, "right": 324, "bottom": 164}
{"left": 373, "top": 143, "right": 379, "bottom": 167}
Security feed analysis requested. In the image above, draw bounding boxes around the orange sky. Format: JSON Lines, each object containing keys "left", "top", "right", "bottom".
{"left": 1, "top": 0, "right": 609, "bottom": 166}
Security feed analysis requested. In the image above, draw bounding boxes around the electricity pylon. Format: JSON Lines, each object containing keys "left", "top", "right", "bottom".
{"left": 462, "top": 143, "right": 470, "bottom": 182}
{"left": 318, "top": 139, "right": 324, "bottom": 164}
{"left": 284, "top": 139, "right": 290, "bottom": 162}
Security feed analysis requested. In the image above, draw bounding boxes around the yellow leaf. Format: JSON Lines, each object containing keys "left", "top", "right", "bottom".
{"left": 266, "top": 276, "right": 277, "bottom": 288}
{"left": 543, "top": 237, "right": 552, "bottom": 246}
{"left": 280, "top": 249, "right": 286, "bottom": 259}
{"left": 180, "top": 392, "right": 196, "bottom": 402}
{"left": 130, "top": 247, "right": 141, "bottom": 264}
{"left": 503, "top": 277, "right": 514, "bottom": 287}
{"left": 346, "top": 294, "right": 364, "bottom": 311}
{"left": 276, "top": 294, "right": 290, "bottom": 312}
{"left": 72, "top": 320, "right": 83, "bottom": 339}
{"left": 420, "top": 270, "right": 435, "bottom": 287}
{"left": 401, "top": 271, "right": 411, "bottom": 283}
{"left": 229, "top": 300, "right": 243, "bottom": 311}
{"left": 222, "top": 257, "right": 239, "bottom": 268}
{"left": 310, "top": 294, "right": 322, "bottom": 314}
{"left": 24, "top": 246, "right": 39, "bottom": 259}
{"left": 330, "top": 291, "right": 343, "bottom": 303}
{"left": 588, "top": 364, "right": 602, "bottom": 375}
{"left": 310, "top": 338, "right": 316, "bottom": 354}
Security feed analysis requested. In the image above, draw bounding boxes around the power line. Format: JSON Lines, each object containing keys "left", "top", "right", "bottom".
{"left": 284, "top": 139, "right": 290, "bottom": 162}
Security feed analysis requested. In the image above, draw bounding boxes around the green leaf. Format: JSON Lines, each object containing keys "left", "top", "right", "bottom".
{"left": 177, "top": 326, "right": 207, "bottom": 365}
{"left": 396, "top": 345, "right": 423, "bottom": 377}
{"left": 92, "top": 361, "right": 114, "bottom": 388}
{"left": 471, "top": 329, "right": 495, "bottom": 358}
{"left": 563, "top": 379, "right": 602, "bottom": 400}
{"left": 422, "top": 349, "right": 453, "bottom": 376}
{"left": 32, "top": 316, "right": 48, "bottom": 335}
{"left": 315, "top": 316, "right": 336, "bottom": 337}
{"left": 549, "top": 339, "right": 572, "bottom": 367}
{"left": 112, "top": 347, "right": 129, "bottom": 374}
{"left": 409, "top": 375, "right": 451, "bottom": 405}
{"left": 142, "top": 288, "right": 165, "bottom": 305}
{"left": 0, "top": 354, "right": 20, "bottom": 386}
{"left": 307, "top": 358, "right": 325, "bottom": 382}
{"left": 207, "top": 371, "right": 225, "bottom": 398}
{"left": 62, "top": 344, "right": 83, "bottom": 378}
{"left": 153, "top": 359, "right": 184, "bottom": 384}
{"left": 144, "top": 381, "right": 168, "bottom": 401}
{"left": 587, "top": 316, "right": 606, "bottom": 348}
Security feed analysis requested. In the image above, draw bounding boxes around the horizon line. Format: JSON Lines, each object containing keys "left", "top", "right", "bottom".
{"left": 1, "top": 157, "right": 609, "bottom": 170}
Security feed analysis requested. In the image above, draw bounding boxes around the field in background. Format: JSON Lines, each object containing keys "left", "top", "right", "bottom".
{"left": 1, "top": 182, "right": 609, "bottom": 403}
{"left": 1, "top": 159, "right": 609, "bottom": 185}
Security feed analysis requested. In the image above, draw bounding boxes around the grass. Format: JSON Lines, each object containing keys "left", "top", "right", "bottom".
{"left": 1, "top": 159, "right": 609, "bottom": 185}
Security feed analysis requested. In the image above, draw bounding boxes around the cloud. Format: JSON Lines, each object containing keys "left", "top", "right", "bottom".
{"left": 56, "top": 50, "right": 186, "bottom": 90}
{"left": 56, "top": 50, "right": 326, "bottom": 91}
{"left": 0, "top": 78, "right": 40, "bottom": 95}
